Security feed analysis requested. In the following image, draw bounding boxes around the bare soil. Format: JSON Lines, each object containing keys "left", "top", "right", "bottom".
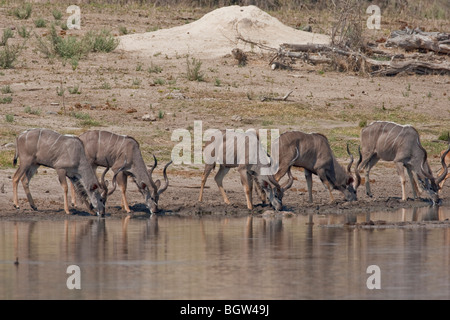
{"left": 0, "top": 4, "right": 449, "bottom": 221}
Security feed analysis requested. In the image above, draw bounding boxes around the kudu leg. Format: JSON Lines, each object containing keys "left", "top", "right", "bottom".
{"left": 69, "top": 180, "right": 77, "bottom": 207}
{"left": 116, "top": 171, "right": 131, "bottom": 213}
{"left": 396, "top": 163, "right": 408, "bottom": 201}
{"left": 364, "top": 157, "right": 379, "bottom": 198}
{"left": 239, "top": 168, "right": 253, "bottom": 210}
{"left": 304, "top": 169, "right": 314, "bottom": 203}
{"left": 214, "top": 166, "right": 231, "bottom": 205}
{"left": 57, "top": 170, "right": 70, "bottom": 214}
{"left": 20, "top": 166, "right": 39, "bottom": 210}
{"left": 199, "top": 164, "right": 214, "bottom": 202}
{"left": 12, "top": 165, "right": 27, "bottom": 209}
{"left": 405, "top": 166, "right": 420, "bottom": 199}
{"left": 437, "top": 168, "right": 449, "bottom": 191}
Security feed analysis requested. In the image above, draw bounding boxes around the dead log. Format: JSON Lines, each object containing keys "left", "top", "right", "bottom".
{"left": 386, "top": 34, "right": 450, "bottom": 54}
{"left": 371, "top": 60, "right": 450, "bottom": 76}
{"left": 386, "top": 28, "right": 450, "bottom": 54}
{"left": 261, "top": 90, "right": 293, "bottom": 102}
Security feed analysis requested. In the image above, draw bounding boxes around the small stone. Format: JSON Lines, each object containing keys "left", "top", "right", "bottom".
{"left": 142, "top": 113, "right": 156, "bottom": 121}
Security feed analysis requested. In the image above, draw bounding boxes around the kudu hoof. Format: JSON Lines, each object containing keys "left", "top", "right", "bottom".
{"left": 31, "top": 205, "right": 37, "bottom": 211}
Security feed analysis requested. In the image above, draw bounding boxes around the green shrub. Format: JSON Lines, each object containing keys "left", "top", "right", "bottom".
{"left": 186, "top": 56, "right": 204, "bottom": 81}
{"left": 0, "top": 44, "right": 23, "bottom": 69}
{"left": 153, "top": 78, "right": 165, "bottom": 85}
{"left": 56, "top": 35, "right": 89, "bottom": 59}
{"left": 5, "top": 114, "right": 14, "bottom": 123}
{"left": 147, "top": 62, "right": 162, "bottom": 73}
{"left": 17, "top": 26, "right": 30, "bottom": 38}
{"left": 68, "top": 84, "right": 81, "bottom": 94}
{"left": 85, "top": 29, "right": 119, "bottom": 53}
{"left": 119, "top": 26, "right": 128, "bottom": 35}
{"left": 438, "top": 132, "right": 450, "bottom": 142}
{"left": 70, "top": 111, "right": 100, "bottom": 127}
{"left": 34, "top": 18, "right": 47, "bottom": 28}
{"left": 1, "top": 85, "right": 12, "bottom": 94}
{"left": 24, "top": 106, "right": 40, "bottom": 114}
{"left": 37, "top": 26, "right": 119, "bottom": 61}
{"left": 52, "top": 10, "right": 63, "bottom": 20}
{"left": 12, "top": 3, "right": 32, "bottom": 20}
{"left": 0, "top": 96, "right": 12, "bottom": 104}
{"left": 1, "top": 28, "right": 14, "bottom": 46}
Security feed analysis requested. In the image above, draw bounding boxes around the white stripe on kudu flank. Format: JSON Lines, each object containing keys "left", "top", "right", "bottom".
{"left": 37, "top": 129, "right": 43, "bottom": 149}
{"left": 49, "top": 134, "right": 62, "bottom": 151}
{"left": 384, "top": 124, "right": 398, "bottom": 149}
{"left": 391, "top": 126, "right": 404, "bottom": 148}
{"left": 118, "top": 135, "right": 126, "bottom": 150}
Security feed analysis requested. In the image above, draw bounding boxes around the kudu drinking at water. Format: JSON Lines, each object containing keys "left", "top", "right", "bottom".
{"left": 355, "top": 121, "right": 449, "bottom": 204}
{"left": 437, "top": 147, "right": 450, "bottom": 190}
{"left": 198, "top": 130, "right": 296, "bottom": 210}
{"left": 70, "top": 130, "right": 172, "bottom": 214}
{"left": 12, "top": 128, "right": 116, "bottom": 216}
{"left": 271, "top": 131, "right": 357, "bottom": 203}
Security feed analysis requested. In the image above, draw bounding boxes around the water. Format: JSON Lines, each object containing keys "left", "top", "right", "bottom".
{"left": 1, "top": 206, "right": 450, "bottom": 300}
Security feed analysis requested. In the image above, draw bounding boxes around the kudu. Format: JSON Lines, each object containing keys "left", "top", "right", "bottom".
{"left": 272, "top": 131, "right": 357, "bottom": 203}
{"left": 70, "top": 130, "right": 172, "bottom": 214}
{"left": 12, "top": 128, "right": 111, "bottom": 216}
{"left": 198, "top": 129, "right": 296, "bottom": 210}
{"left": 437, "top": 147, "right": 450, "bottom": 190}
{"left": 355, "top": 121, "right": 449, "bottom": 204}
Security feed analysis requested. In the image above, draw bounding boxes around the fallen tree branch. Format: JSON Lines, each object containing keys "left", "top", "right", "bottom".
{"left": 370, "top": 60, "right": 450, "bottom": 76}
{"left": 261, "top": 90, "right": 293, "bottom": 102}
{"left": 386, "top": 33, "right": 450, "bottom": 54}
{"left": 236, "top": 35, "right": 278, "bottom": 53}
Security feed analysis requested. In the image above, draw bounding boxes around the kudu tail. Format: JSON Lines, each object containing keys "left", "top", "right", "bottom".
{"left": 12, "top": 138, "right": 18, "bottom": 167}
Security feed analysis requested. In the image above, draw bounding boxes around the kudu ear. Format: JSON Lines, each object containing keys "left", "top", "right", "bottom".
{"left": 155, "top": 179, "right": 161, "bottom": 189}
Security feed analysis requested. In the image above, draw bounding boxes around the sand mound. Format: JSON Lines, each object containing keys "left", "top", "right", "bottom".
{"left": 118, "top": 5, "right": 330, "bottom": 58}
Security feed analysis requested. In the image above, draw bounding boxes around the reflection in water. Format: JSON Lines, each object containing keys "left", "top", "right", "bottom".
{"left": 1, "top": 206, "right": 450, "bottom": 300}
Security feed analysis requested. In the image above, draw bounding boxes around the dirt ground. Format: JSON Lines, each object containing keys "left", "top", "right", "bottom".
{"left": 0, "top": 3, "right": 449, "bottom": 221}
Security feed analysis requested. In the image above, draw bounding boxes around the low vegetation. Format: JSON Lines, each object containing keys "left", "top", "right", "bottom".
{"left": 36, "top": 25, "right": 119, "bottom": 61}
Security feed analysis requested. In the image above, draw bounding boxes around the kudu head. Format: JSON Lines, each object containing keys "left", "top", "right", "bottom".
{"left": 71, "top": 173, "right": 106, "bottom": 217}
{"left": 85, "top": 181, "right": 105, "bottom": 217}
{"left": 262, "top": 172, "right": 294, "bottom": 211}
{"left": 145, "top": 155, "right": 172, "bottom": 214}
{"left": 421, "top": 144, "right": 450, "bottom": 205}
{"left": 252, "top": 148, "right": 299, "bottom": 211}
{"left": 342, "top": 144, "right": 357, "bottom": 201}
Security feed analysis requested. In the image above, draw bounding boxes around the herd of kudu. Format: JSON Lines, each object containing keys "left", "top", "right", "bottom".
{"left": 12, "top": 121, "right": 450, "bottom": 216}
